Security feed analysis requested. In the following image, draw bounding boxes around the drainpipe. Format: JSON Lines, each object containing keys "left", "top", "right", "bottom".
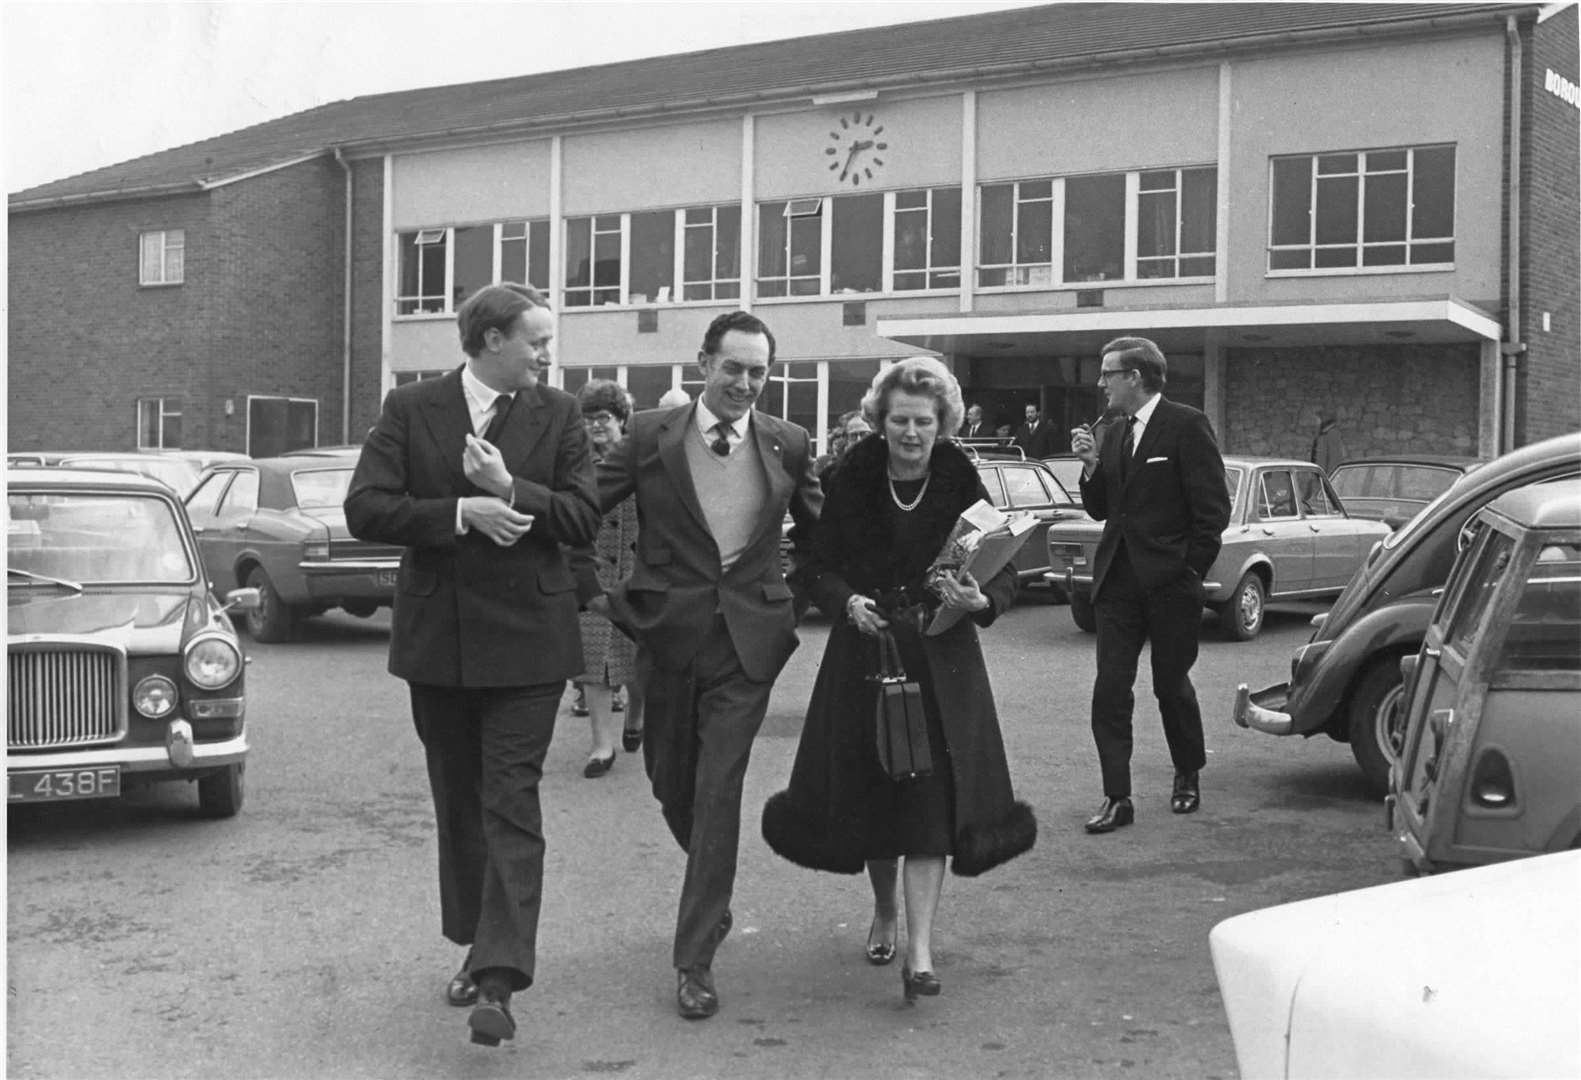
{"left": 1502, "top": 16, "right": 1525, "bottom": 454}
{"left": 334, "top": 148, "right": 354, "bottom": 445}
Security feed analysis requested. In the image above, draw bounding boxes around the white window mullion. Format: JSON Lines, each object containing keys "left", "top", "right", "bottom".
{"left": 491, "top": 223, "right": 502, "bottom": 283}
{"left": 444, "top": 227, "right": 457, "bottom": 312}
{"left": 672, "top": 211, "right": 686, "bottom": 302}
{"left": 815, "top": 360, "right": 830, "bottom": 458}
{"left": 1051, "top": 179, "right": 1067, "bottom": 287}
{"left": 820, "top": 204, "right": 833, "bottom": 295}
{"left": 1404, "top": 149, "right": 1417, "bottom": 246}
{"left": 1354, "top": 153, "right": 1367, "bottom": 263}
{"left": 1123, "top": 171, "right": 1140, "bottom": 282}
{"left": 881, "top": 190, "right": 896, "bottom": 292}
{"left": 619, "top": 213, "right": 632, "bottom": 305}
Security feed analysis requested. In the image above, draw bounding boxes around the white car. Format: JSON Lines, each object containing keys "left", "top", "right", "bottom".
{"left": 1210, "top": 850, "right": 1580, "bottom": 1080}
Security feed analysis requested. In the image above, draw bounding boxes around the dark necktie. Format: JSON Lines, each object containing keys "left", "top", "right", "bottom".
{"left": 1119, "top": 415, "right": 1137, "bottom": 482}
{"left": 709, "top": 421, "right": 732, "bottom": 456}
{"left": 483, "top": 393, "right": 515, "bottom": 443}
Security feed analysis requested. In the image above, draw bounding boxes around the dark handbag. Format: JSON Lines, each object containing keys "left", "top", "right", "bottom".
{"left": 868, "top": 629, "right": 933, "bottom": 780}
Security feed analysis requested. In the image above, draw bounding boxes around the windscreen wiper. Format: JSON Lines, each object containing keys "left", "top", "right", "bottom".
{"left": 8, "top": 567, "right": 84, "bottom": 592}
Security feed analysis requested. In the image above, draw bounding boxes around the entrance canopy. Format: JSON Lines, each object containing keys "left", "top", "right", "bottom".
{"left": 876, "top": 298, "right": 1501, "bottom": 358}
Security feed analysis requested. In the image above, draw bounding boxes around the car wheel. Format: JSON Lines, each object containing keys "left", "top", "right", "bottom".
{"left": 1348, "top": 661, "right": 1408, "bottom": 797}
{"left": 1217, "top": 572, "right": 1265, "bottom": 641}
{"left": 1070, "top": 590, "right": 1096, "bottom": 632}
{"left": 197, "top": 763, "right": 244, "bottom": 818}
{"left": 244, "top": 566, "right": 298, "bottom": 643}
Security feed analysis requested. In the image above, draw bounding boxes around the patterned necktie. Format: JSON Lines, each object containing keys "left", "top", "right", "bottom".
{"left": 483, "top": 393, "right": 515, "bottom": 443}
{"left": 709, "top": 421, "right": 732, "bottom": 456}
{"left": 1119, "top": 415, "right": 1137, "bottom": 481}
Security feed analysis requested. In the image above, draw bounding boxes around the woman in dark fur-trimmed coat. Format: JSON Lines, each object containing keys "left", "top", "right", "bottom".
{"left": 761, "top": 357, "right": 1036, "bottom": 1003}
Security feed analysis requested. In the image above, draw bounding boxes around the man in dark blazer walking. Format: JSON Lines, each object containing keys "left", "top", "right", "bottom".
{"left": 1012, "top": 402, "right": 1058, "bottom": 458}
{"left": 345, "top": 283, "right": 601, "bottom": 1046}
{"left": 592, "top": 310, "right": 821, "bottom": 1020}
{"left": 1071, "top": 337, "right": 1230, "bottom": 835}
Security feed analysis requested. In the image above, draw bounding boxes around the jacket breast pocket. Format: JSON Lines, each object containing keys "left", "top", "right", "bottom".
{"left": 401, "top": 569, "right": 438, "bottom": 596}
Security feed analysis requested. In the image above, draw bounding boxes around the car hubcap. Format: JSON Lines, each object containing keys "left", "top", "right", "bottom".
{"left": 1377, "top": 683, "right": 1407, "bottom": 761}
{"left": 1240, "top": 586, "right": 1262, "bottom": 629}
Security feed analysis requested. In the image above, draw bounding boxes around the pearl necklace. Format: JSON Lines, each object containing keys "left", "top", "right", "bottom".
{"left": 887, "top": 471, "right": 930, "bottom": 512}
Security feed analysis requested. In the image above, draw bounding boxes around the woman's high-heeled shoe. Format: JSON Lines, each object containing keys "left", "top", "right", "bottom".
{"left": 901, "top": 964, "right": 941, "bottom": 1002}
{"left": 865, "top": 916, "right": 897, "bottom": 966}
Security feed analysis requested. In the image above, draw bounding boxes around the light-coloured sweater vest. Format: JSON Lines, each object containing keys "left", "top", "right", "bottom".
{"left": 684, "top": 423, "right": 768, "bottom": 571}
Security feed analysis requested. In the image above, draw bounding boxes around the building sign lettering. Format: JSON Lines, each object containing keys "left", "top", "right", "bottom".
{"left": 1545, "top": 68, "right": 1581, "bottom": 110}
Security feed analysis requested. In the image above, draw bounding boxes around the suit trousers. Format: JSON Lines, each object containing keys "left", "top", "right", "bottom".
{"left": 1090, "top": 549, "right": 1207, "bottom": 798}
{"left": 644, "top": 614, "right": 773, "bottom": 972}
{"left": 409, "top": 680, "right": 562, "bottom": 992}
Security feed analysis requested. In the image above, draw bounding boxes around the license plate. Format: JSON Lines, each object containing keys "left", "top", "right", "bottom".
{"left": 1052, "top": 546, "right": 1086, "bottom": 567}
{"left": 374, "top": 570, "right": 398, "bottom": 588}
{"left": 8, "top": 766, "right": 121, "bottom": 803}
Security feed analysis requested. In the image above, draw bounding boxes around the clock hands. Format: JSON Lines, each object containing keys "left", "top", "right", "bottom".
{"left": 838, "top": 140, "right": 875, "bottom": 181}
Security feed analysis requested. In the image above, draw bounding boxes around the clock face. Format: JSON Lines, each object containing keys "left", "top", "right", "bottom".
{"left": 825, "top": 111, "right": 888, "bottom": 188}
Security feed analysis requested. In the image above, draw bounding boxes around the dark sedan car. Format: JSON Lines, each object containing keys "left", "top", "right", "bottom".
{"left": 1234, "top": 432, "right": 1581, "bottom": 795}
{"left": 184, "top": 451, "right": 401, "bottom": 642}
{"left": 8, "top": 468, "right": 255, "bottom": 816}
{"left": 1329, "top": 455, "right": 1484, "bottom": 528}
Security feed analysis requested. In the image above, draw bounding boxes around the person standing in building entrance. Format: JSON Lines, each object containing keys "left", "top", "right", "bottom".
{"left": 590, "top": 310, "right": 823, "bottom": 1021}
{"left": 962, "top": 403, "right": 989, "bottom": 438}
{"left": 1309, "top": 408, "right": 1346, "bottom": 474}
{"left": 344, "top": 282, "right": 602, "bottom": 1047}
{"left": 1012, "top": 402, "right": 1057, "bottom": 458}
{"left": 1068, "top": 336, "right": 1230, "bottom": 835}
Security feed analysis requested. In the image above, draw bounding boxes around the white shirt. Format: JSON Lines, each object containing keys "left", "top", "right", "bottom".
{"left": 694, "top": 398, "right": 748, "bottom": 454}
{"left": 1126, "top": 392, "right": 1161, "bottom": 456}
{"left": 456, "top": 366, "right": 517, "bottom": 534}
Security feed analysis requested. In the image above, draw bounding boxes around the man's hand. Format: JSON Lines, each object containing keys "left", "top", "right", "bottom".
{"left": 460, "top": 497, "right": 534, "bottom": 546}
{"left": 587, "top": 594, "right": 613, "bottom": 620}
{"left": 463, "top": 433, "right": 513, "bottom": 499}
{"left": 1069, "top": 424, "right": 1100, "bottom": 469}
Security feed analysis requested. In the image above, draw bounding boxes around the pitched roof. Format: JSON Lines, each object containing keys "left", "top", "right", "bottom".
{"left": 11, "top": 2, "right": 1528, "bottom": 211}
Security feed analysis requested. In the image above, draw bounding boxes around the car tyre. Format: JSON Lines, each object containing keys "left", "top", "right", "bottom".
{"left": 197, "top": 763, "right": 244, "bottom": 818}
{"left": 244, "top": 566, "right": 298, "bottom": 643}
{"left": 1218, "top": 572, "right": 1265, "bottom": 642}
{"left": 1349, "top": 661, "right": 1407, "bottom": 797}
{"left": 1070, "top": 590, "right": 1096, "bottom": 633}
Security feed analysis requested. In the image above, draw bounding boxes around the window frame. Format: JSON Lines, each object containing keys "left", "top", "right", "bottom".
{"left": 889, "top": 186, "right": 963, "bottom": 293}
{"left": 394, "top": 220, "right": 551, "bottom": 318}
{"left": 138, "top": 229, "right": 185, "bottom": 286}
{"left": 136, "top": 397, "right": 183, "bottom": 450}
{"left": 1266, "top": 144, "right": 1456, "bottom": 276}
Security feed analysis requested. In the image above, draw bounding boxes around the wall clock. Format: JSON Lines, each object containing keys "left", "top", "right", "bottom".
{"left": 825, "top": 111, "right": 888, "bottom": 187}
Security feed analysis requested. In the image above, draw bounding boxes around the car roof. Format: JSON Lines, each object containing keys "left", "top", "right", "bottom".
{"left": 1333, "top": 455, "right": 1485, "bottom": 471}
{"left": 6, "top": 466, "right": 178, "bottom": 493}
{"left": 1221, "top": 455, "right": 1325, "bottom": 469}
{"left": 1483, "top": 477, "right": 1581, "bottom": 530}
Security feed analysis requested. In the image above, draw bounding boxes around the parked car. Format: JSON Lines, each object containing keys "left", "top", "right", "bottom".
{"left": 184, "top": 451, "right": 401, "bottom": 642}
{"left": 1329, "top": 454, "right": 1484, "bottom": 528}
{"left": 973, "top": 455, "right": 1086, "bottom": 593}
{"left": 1040, "top": 454, "right": 1086, "bottom": 508}
{"left": 1211, "top": 849, "right": 1580, "bottom": 1080}
{"left": 157, "top": 449, "right": 252, "bottom": 473}
{"left": 7, "top": 467, "right": 256, "bottom": 817}
{"left": 1046, "top": 456, "right": 1390, "bottom": 640}
{"left": 1233, "top": 432, "right": 1581, "bottom": 795}
{"left": 9, "top": 451, "right": 206, "bottom": 497}
{"left": 1387, "top": 479, "right": 1581, "bottom": 875}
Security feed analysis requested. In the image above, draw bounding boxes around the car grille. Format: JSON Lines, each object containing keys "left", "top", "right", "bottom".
{"left": 328, "top": 538, "right": 402, "bottom": 562}
{"left": 7, "top": 644, "right": 126, "bottom": 750}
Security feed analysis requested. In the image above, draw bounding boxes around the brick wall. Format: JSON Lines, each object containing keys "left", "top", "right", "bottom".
{"left": 1520, "top": 7, "right": 1581, "bottom": 442}
{"left": 1223, "top": 344, "right": 1481, "bottom": 461}
{"left": 347, "top": 158, "right": 387, "bottom": 441}
{"left": 7, "top": 192, "right": 215, "bottom": 451}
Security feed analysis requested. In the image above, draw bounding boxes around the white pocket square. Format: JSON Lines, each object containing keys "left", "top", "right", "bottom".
{"left": 1146, "top": 456, "right": 1168, "bottom": 464}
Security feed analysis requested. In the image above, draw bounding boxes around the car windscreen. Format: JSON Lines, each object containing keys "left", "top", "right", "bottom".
{"left": 1224, "top": 466, "right": 1244, "bottom": 504}
{"left": 63, "top": 457, "right": 200, "bottom": 494}
{"left": 8, "top": 491, "right": 195, "bottom": 583}
{"left": 291, "top": 468, "right": 353, "bottom": 510}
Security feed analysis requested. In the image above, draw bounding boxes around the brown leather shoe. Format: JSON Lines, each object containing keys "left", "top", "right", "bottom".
{"left": 446, "top": 950, "right": 478, "bottom": 1007}
{"left": 677, "top": 967, "right": 719, "bottom": 1020}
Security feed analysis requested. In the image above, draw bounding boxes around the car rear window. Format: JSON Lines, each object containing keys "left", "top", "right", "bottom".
{"left": 8, "top": 492, "right": 194, "bottom": 583}
{"left": 1398, "top": 466, "right": 1459, "bottom": 501}
{"left": 1498, "top": 543, "right": 1581, "bottom": 673}
{"left": 292, "top": 468, "right": 353, "bottom": 509}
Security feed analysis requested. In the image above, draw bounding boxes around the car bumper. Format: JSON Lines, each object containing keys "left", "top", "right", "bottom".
{"left": 299, "top": 559, "right": 398, "bottom": 602}
{"left": 1233, "top": 682, "right": 1296, "bottom": 736}
{"left": 7, "top": 721, "right": 248, "bottom": 774}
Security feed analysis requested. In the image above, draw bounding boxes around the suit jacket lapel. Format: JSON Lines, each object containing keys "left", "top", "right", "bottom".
{"left": 1132, "top": 398, "right": 1169, "bottom": 466}
{"left": 657, "top": 406, "right": 712, "bottom": 536}
{"left": 420, "top": 369, "right": 476, "bottom": 492}
{"left": 492, "top": 383, "right": 552, "bottom": 470}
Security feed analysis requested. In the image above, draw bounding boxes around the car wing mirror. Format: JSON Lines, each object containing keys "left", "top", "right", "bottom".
{"left": 221, "top": 587, "right": 261, "bottom": 613}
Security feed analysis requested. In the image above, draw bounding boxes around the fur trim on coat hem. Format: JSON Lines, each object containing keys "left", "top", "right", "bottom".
{"left": 950, "top": 800, "right": 1038, "bottom": 877}
{"left": 760, "top": 790, "right": 866, "bottom": 874}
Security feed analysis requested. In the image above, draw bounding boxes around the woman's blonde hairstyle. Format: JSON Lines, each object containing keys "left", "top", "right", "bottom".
{"left": 860, "top": 356, "right": 965, "bottom": 437}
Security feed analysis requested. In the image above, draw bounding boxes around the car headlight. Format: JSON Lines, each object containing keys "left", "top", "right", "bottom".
{"left": 185, "top": 635, "right": 242, "bottom": 690}
{"left": 134, "top": 675, "right": 180, "bottom": 718}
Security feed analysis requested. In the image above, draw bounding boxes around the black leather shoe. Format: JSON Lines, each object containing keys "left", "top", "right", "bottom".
{"left": 901, "top": 965, "right": 942, "bottom": 1002}
{"left": 1084, "top": 797, "right": 1135, "bottom": 834}
{"left": 621, "top": 727, "right": 643, "bottom": 752}
{"left": 446, "top": 950, "right": 478, "bottom": 1007}
{"left": 677, "top": 967, "right": 719, "bottom": 1020}
{"left": 467, "top": 995, "right": 515, "bottom": 1046}
{"left": 1172, "top": 770, "right": 1200, "bottom": 814}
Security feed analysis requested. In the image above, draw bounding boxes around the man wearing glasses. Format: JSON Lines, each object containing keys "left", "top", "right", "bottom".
{"left": 1069, "top": 337, "right": 1230, "bottom": 835}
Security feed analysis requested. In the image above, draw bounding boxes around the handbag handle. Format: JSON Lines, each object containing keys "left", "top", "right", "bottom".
{"left": 871, "top": 628, "right": 909, "bottom": 684}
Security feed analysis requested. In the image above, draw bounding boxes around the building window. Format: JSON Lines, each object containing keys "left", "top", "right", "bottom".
{"left": 831, "top": 194, "right": 883, "bottom": 294}
{"left": 247, "top": 396, "right": 318, "bottom": 458}
{"left": 139, "top": 229, "right": 184, "bottom": 286}
{"left": 1063, "top": 173, "right": 1125, "bottom": 283}
{"left": 137, "top": 398, "right": 182, "bottom": 449}
{"left": 1269, "top": 145, "right": 1455, "bottom": 271}
{"left": 978, "top": 179, "right": 1054, "bottom": 286}
{"left": 393, "top": 370, "right": 449, "bottom": 387}
{"left": 564, "top": 215, "right": 624, "bottom": 307}
{"left": 1137, "top": 167, "right": 1217, "bottom": 279}
{"left": 499, "top": 221, "right": 550, "bottom": 292}
{"left": 628, "top": 211, "right": 676, "bottom": 306}
{"left": 758, "top": 199, "right": 825, "bottom": 297}
{"left": 892, "top": 187, "right": 961, "bottom": 291}
{"left": 756, "top": 361, "right": 820, "bottom": 437}
{"left": 396, "top": 221, "right": 550, "bottom": 316}
{"left": 396, "top": 228, "right": 448, "bottom": 314}
{"left": 682, "top": 205, "right": 741, "bottom": 301}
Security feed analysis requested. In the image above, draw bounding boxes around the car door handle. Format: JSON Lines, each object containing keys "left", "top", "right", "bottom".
{"left": 1308, "top": 525, "right": 1321, "bottom": 533}
{"left": 1424, "top": 647, "right": 1442, "bottom": 659}
{"left": 1261, "top": 527, "right": 1275, "bottom": 536}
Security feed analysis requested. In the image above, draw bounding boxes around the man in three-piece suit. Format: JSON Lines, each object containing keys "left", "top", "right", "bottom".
{"left": 345, "top": 283, "right": 601, "bottom": 1047}
{"left": 1012, "top": 402, "right": 1059, "bottom": 458}
{"left": 963, "top": 403, "right": 988, "bottom": 439}
{"left": 592, "top": 310, "right": 822, "bottom": 1020}
{"left": 1071, "top": 336, "right": 1230, "bottom": 835}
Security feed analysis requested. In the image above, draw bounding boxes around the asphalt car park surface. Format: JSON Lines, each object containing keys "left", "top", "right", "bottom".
{"left": 7, "top": 597, "right": 1399, "bottom": 1080}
